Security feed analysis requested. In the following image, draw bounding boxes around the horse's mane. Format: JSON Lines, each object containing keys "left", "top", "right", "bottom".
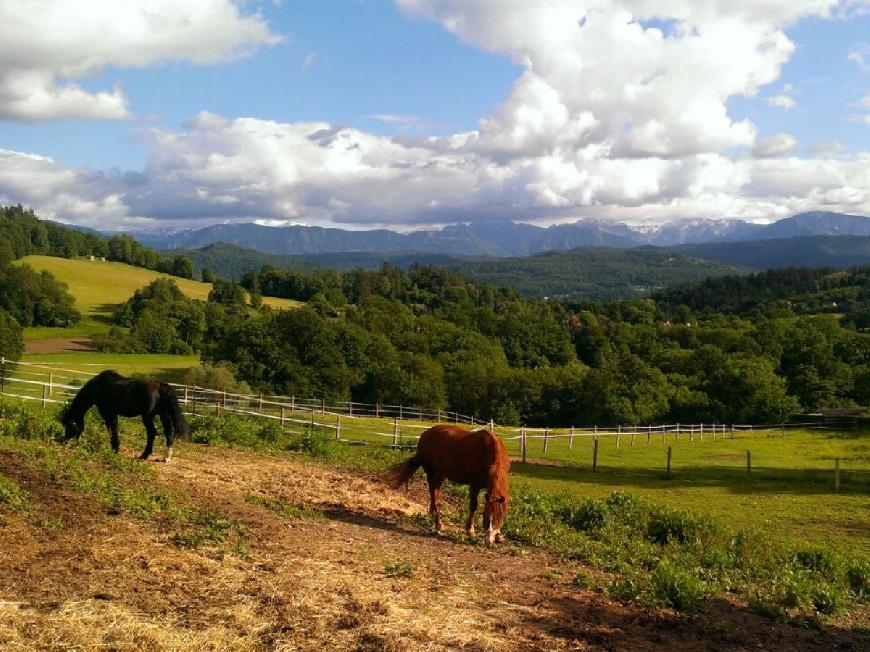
{"left": 485, "top": 429, "right": 510, "bottom": 523}
{"left": 63, "top": 370, "right": 123, "bottom": 422}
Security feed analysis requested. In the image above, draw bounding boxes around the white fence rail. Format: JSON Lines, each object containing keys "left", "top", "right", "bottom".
{"left": 0, "top": 357, "right": 841, "bottom": 458}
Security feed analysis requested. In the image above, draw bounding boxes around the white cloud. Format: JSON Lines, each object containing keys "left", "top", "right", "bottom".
{"left": 0, "top": 0, "right": 280, "bottom": 121}
{"left": 767, "top": 94, "right": 796, "bottom": 109}
{"left": 1, "top": 1, "right": 869, "bottom": 229}
{"left": 752, "top": 132, "right": 798, "bottom": 157}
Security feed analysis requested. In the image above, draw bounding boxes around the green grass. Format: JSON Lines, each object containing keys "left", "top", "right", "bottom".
{"left": 0, "top": 473, "right": 29, "bottom": 511}
{"left": 16, "top": 255, "right": 302, "bottom": 341}
{"left": 21, "top": 352, "right": 200, "bottom": 377}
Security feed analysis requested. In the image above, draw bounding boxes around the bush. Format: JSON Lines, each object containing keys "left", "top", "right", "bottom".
{"left": 650, "top": 561, "right": 706, "bottom": 612}
{"left": 647, "top": 508, "right": 709, "bottom": 545}
{"left": 567, "top": 498, "right": 609, "bottom": 532}
{"left": 794, "top": 547, "right": 837, "bottom": 577}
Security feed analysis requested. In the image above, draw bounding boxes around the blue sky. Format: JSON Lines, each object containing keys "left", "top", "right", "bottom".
{"left": 0, "top": 0, "right": 867, "bottom": 230}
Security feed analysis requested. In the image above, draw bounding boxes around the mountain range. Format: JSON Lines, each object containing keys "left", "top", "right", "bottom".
{"left": 132, "top": 211, "right": 870, "bottom": 257}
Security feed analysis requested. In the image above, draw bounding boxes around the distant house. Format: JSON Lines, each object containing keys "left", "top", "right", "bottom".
{"left": 88, "top": 255, "right": 95, "bottom": 261}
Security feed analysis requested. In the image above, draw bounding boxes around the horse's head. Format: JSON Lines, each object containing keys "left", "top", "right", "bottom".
{"left": 484, "top": 492, "right": 508, "bottom": 547}
{"left": 59, "top": 406, "right": 83, "bottom": 440}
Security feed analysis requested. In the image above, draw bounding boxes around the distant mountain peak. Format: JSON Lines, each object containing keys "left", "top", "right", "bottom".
{"left": 129, "top": 211, "right": 869, "bottom": 257}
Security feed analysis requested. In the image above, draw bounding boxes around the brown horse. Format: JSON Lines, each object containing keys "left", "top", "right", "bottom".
{"left": 385, "top": 425, "right": 510, "bottom": 546}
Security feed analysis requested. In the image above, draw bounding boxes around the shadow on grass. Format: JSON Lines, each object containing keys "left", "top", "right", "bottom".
{"left": 520, "top": 591, "right": 870, "bottom": 652}
{"left": 511, "top": 461, "right": 870, "bottom": 496}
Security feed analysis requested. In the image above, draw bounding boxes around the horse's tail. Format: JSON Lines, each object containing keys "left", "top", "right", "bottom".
{"left": 158, "top": 382, "right": 188, "bottom": 444}
{"left": 384, "top": 454, "right": 421, "bottom": 489}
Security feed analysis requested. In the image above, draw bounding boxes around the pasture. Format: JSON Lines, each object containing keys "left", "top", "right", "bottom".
{"left": 16, "top": 255, "right": 302, "bottom": 343}
{"left": 0, "top": 399, "right": 867, "bottom": 649}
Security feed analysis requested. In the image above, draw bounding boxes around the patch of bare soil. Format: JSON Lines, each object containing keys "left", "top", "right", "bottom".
{"left": 0, "top": 445, "right": 866, "bottom": 651}
{"left": 24, "top": 337, "right": 95, "bottom": 354}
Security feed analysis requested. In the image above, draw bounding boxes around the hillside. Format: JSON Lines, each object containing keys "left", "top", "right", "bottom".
{"left": 453, "top": 247, "right": 749, "bottom": 300}
{"left": 675, "top": 235, "right": 870, "bottom": 269}
{"left": 15, "top": 256, "right": 301, "bottom": 347}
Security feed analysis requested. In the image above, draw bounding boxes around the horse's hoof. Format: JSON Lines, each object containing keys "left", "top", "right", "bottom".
{"left": 466, "top": 527, "right": 476, "bottom": 537}
{"left": 494, "top": 532, "right": 505, "bottom": 543}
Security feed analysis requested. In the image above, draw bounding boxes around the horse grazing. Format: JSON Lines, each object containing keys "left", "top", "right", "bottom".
{"left": 61, "top": 370, "right": 188, "bottom": 461}
{"left": 385, "top": 425, "right": 510, "bottom": 547}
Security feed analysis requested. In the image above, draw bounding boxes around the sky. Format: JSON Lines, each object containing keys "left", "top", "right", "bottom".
{"left": 0, "top": 0, "right": 868, "bottom": 232}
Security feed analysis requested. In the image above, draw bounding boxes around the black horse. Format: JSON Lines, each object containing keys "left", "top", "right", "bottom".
{"left": 61, "top": 370, "right": 188, "bottom": 461}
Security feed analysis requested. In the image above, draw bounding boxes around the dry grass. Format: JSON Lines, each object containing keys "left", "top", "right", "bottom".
{"left": 0, "top": 440, "right": 866, "bottom": 651}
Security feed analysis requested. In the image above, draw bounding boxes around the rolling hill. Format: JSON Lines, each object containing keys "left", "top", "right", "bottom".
{"left": 14, "top": 256, "right": 302, "bottom": 345}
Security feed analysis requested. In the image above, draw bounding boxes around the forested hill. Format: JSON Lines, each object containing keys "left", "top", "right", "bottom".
{"left": 655, "top": 266, "right": 870, "bottom": 329}
{"left": 162, "top": 244, "right": 749, "bottom": 301}
{"left": 453, "top": 248, "right": 747, "bottom": 300}
{"left": 675, "top": 235, "right": 870, "bottom": 269}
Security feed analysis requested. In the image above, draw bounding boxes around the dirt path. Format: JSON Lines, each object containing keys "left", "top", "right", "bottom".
{"left": 0, "top": 444, "right": 866, "bottom": 651}
{"left": 24, "top": 337, "right": 95, "bottom": 354}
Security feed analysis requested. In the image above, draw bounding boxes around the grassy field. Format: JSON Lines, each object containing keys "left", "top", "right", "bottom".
{"left": 16, "top": 255, "right": 302, "bottom": 341}
{"left": 21, "top": 352, "right": 200, "bottom": 377}
{"left": 176, "top": 404, "right": 869, "bottom": 558}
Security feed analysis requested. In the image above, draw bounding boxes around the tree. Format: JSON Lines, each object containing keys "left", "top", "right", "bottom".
{"left": 201, "top": 267, "right": 216, "bottom": 283}
{"left": 0, "top": 308, "right": 23, "bottom": 360}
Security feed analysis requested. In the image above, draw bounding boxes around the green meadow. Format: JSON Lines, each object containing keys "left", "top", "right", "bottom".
{"left": 16, "top": 255, "right": 302, "bottom": 341}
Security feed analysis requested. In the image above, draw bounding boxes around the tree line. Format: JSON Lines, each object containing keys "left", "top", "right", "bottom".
{"left": 98, "top": 263, "right": 870, "bottom": 426}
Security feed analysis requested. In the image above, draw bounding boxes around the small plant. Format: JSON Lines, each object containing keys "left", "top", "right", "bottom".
{"left": 0, "top": 473, "right": 29, "bottom": 511}
{"left": 384, "top": 562, "right": 416, "bottom": 578}
{"left": 810, "top": 583, "right": 846, "bottom": 615}
{"left": 567, "top": 498, "right": 609, "bottom": 532}
{"left": 794, "top": 547, "right": 837, "bottom": 577}
{"left": 845, "top": 563, "right": 868, "bottom": 599}
{"left": 650, "top": 561, "right": 706, "bottom": 612}
{"left": 172, "top": 510, "right": 245, "bottom": 550}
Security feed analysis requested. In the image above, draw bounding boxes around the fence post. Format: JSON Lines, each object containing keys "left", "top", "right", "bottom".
{"left": 676, "top": 423, "right": 680, "bottom": 443}
{"left": 746, "top": 450, "right": 752, "bottom": 479}
{"left": 349, "top": 402, "right": 353, "bottom": 417}
{"left": 630, "top": 428, "right": 636, "bottom": 446}
{"left": 399, "top": 405, "right": 404, "bottom": 420}
{"left": 336, "top": 413, "right": 341, "bottom": 441}
{"left": 666, "top": 446, "right": 672, "bottom": 480}
{"left": 521, "top": 427, "right": 527, "bottom": 464}
{"left": 689, "top": 425, "right": 694, "bottom": 443}
{"left": 647, "top": 425, "right": 651, "bottom": 444}
{"left": 280, "top": 407, "right": 285, "bottom": 427}
{"left": 41, "top": 382, "right": 48, "bottom": 409}
{"left": 436, "top": 408, "right": 441, "bottom": 422}
{"left": 569, "top": 426, "right": 574, "bottom": 450}
{"left": 700, "top": 422, "right": 704, "bottom": 442}
{"left": 48, "top": 371, "right": 53, "bottom": 397}
{"left": 592, "top": 438, "right": 599, "bottom": 473}
{"left": 258, "top": 394, "right": 263, "bottom": 411}
{"left": 835, "top": 457, "right": 840, "bottom": 492}
{"left": 321, "top": 397, "right": 326, "bottom": 415}
{"left": 730, "top": 424, "right": 735, "bottom": 439}
{"left": 0, "top": 356, "right": 5, "bottom": 395}
{"left": 290, "top": 395, "right": 295, "bottom": 413}
{"left": 376, "top": 402, "right": 380, "bottom": 418}
{"left": 393, "top": 418, "right": 399, "bottom": 447}
{"left": 184, "top": 386, "right": 189, "bottom": 406}
{"left": 616, "top": 425, "right": 621, "bottom": 448}
{"left": 543, "top": 427, "right": 550, "bottom": 454}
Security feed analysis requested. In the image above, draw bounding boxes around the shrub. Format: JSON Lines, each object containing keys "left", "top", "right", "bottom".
{"left": 794, "top": 547, "right": 837, "bottom": 577}
{"left": 567, "top": 498, "right": 609, "bottom": 532}
{"left": 647, "top": 508, "right": 708, "bottom": 545}
{"left": 651, "top": 561, "right": 706, "bottom": 612}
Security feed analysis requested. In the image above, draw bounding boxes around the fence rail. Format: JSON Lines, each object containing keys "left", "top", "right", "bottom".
{"left": 0, "top": 357, "right": 842, "bottom": 454}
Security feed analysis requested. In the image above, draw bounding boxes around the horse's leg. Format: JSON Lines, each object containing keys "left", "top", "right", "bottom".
{"left": 159, "top": 413, "right": 174, "bottom": 462}
{"left": 426, "top": 473, "right": 445, "bottom": 534}
{"left": 466, "top": 486, "right": 480, "bottom": 538}
{"left": 140, "top": 414, "right": 157, "bottom": 460}
{"left": 106, "top": 415, "right": 120, "bottom": 454}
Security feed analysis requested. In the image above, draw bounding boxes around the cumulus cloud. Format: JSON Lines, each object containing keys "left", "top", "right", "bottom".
{"left": 0, "top": 0, "right": 280, "bottom": 121}
{"left": 1, "top": 0, "right": 869, "bottom": 229}
{"left": 753, "top": 132, "right": 798, "bottom": 157}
